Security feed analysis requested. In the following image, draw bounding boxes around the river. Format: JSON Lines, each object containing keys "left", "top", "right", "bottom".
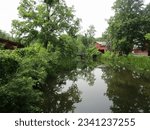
{"left": 43, "top": 61, "right": 150, "bottom": 113}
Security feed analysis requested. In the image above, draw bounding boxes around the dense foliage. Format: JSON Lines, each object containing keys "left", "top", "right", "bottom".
{"left": 0, "top": 0, "right": 100, "bottom": 112}
{"left": 102, "top": 0, "right": 150, "bottom": 55}
{"left": 0, "top": 42, "right": 100, "bottom": 112}
{"left": 0, "top": 44, "right": 52, "bottom": 112}
{"left": 101, "top": 51, "right": 150, "bottom": 80}
{"left": 12, "top": 0, "right": 80, "bottom": 48}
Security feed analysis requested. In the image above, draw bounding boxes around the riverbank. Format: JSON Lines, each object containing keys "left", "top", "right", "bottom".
{"left": 100, "top": 51, "right": 150, "bottom": 80}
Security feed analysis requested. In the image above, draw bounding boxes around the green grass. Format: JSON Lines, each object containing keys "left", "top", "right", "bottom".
{"left": 100, "top": 51, "right": 150, "bottom": 80}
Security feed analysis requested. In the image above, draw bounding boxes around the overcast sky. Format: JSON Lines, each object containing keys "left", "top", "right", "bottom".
{"left": 0, "top": 0, "right": 150, "bottom": 37}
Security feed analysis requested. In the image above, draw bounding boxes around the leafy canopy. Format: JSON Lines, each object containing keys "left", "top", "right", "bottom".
{"left": 102, "top": 0, "right": 150, "bottom": 55}
{"left": 12, "top": 0, "right": 81, "bottom": 48}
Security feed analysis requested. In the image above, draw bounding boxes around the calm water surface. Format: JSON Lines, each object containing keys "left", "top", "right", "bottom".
{"left": 47, "top": 64, "right": 150, "bottom": 113}
{"left": 62, "top": 67, "right": 112, "bottom": 113}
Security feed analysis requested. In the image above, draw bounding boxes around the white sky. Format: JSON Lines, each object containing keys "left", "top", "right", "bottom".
{"left": 0, "top": 0, "right": 150, "bottom": 37}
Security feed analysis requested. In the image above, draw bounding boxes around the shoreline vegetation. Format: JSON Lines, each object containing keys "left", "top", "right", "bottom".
{"left": 0, "top": 43, "right": 98, "bottom": 112}
{"left": 100, "top": 51, "right": 150, "bottom": 80}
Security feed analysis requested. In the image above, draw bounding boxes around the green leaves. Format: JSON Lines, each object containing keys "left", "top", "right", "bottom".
{"left": 44, "top": 0, "right": 59, "bottom": 6}
{"left": 0, "top": 55, "right": 19, "bottom": 85}
{"left": 103, "top": 0, "right": 150, "bottom": 55}
{"left": 0, "top": 44, "right": 53, "bottom": 112}
{"left": 0, "top": 44, "right": 50, "bottom": 85}
{"left": 12, "top": 0, "right": 80, "bottom": 48}
{"left": 145, "top": 33, "right": 150, "bottom": 40}
{"left": 0, "top": 76, "right": 42, "bottom": 112}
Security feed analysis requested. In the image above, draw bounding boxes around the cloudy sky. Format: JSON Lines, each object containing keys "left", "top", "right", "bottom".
{"left": 0, "top": 0, "right": 150, "bottom": 37}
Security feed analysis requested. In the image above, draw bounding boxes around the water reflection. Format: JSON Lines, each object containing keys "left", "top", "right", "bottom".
{"left": 101, "top": 67, "right": 150, "bottom": 113}
{"left": 74, "top": 60, "right": 97, "bottom": 86}
{"left": 41, "top": 76, "right": 81, "bottom": 113}
{"left": 44, "top": 62, "right": 150, "bottom": 113}
{"left": 41, "top": 60, "right": 98, "bottom": 112}
{"left": 2, "top": 58, "right": 150, "bottom": 113}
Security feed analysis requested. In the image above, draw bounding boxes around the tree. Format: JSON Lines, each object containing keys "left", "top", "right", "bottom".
{"left": 86, "top": 25, "right": 96, "bottom": 45}
{"left": 104, "top": 0, "right": 145, "bottom": 55}
{"left": 101, "top": 29, "right": 112, "bottom": 51}
{"left": 142, "top": 4, "right": 150, "bottom": 56}
{"left": 11, "top": 0, "right": 80, "bottom": 48}
{"left": 58, "top": 34, "right": 78, "bottom": 58}
{"left": 0, "top": 29, "right": 13, "bottom": 41}
{"left": 86, "top": 25, "right": 96, "bottom": 39}
{"left": 145, "top": 33, "right": 150, "bottom": 56}
{"left": 80, "top": 25, "right": 96, "bottom": 48}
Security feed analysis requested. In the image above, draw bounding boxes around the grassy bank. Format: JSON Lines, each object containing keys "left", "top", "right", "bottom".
{"left": 100, "top": 51, "right": 150, "bottom": 80}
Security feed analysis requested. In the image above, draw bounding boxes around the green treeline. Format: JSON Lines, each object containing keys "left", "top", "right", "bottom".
{"left": 101, "top": 0, "right": 150, "bottom": 55}
{"left": 100, "top": 0, "right": 150, "bottom": 80}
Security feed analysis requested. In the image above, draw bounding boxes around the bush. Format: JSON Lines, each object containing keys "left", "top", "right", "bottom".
{"left": 100, "top": 52, "right": 150, "bottom": 79}
{"left": 0, "top": 77, "right": 42, "bottom": 112}
{"left": 0, "top": 44, "right": 52, "bottom": 112}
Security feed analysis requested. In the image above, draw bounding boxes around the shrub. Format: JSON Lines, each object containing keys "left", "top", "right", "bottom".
{"left": 100, "top": 52, "right": 150, "bottom": 79}
{"left": 0, "top": 43, "right": 51, "bottom": 112}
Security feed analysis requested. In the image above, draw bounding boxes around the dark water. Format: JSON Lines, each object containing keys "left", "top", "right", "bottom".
{"left": 62, "top": 67, "right": 112, "bottom": 113}
{"left": 43, "top": 63, "right": 150, "bottom": 113}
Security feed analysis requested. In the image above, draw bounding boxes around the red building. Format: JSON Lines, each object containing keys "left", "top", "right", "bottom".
{"left": 95, "top": 42, "right": 107, "bottom": 53}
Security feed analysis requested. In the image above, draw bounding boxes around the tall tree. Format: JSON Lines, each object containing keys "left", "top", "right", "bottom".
{"left": 145, "top": 33, "right": 150, "bottom": 56}
{"left": 11, "top": 0, "right": 80, "bottom": 48}
{"left": 86, "top": 25, "right": 96, "bottom": 39}
{"left": 81, "top": 25, "right": 96, "bottom": 47}
{"left": 142, "top": 4, "right": 150, "bottom": 56}
{"left": 104, "top": 0, "right": 145, "bottom": 55}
